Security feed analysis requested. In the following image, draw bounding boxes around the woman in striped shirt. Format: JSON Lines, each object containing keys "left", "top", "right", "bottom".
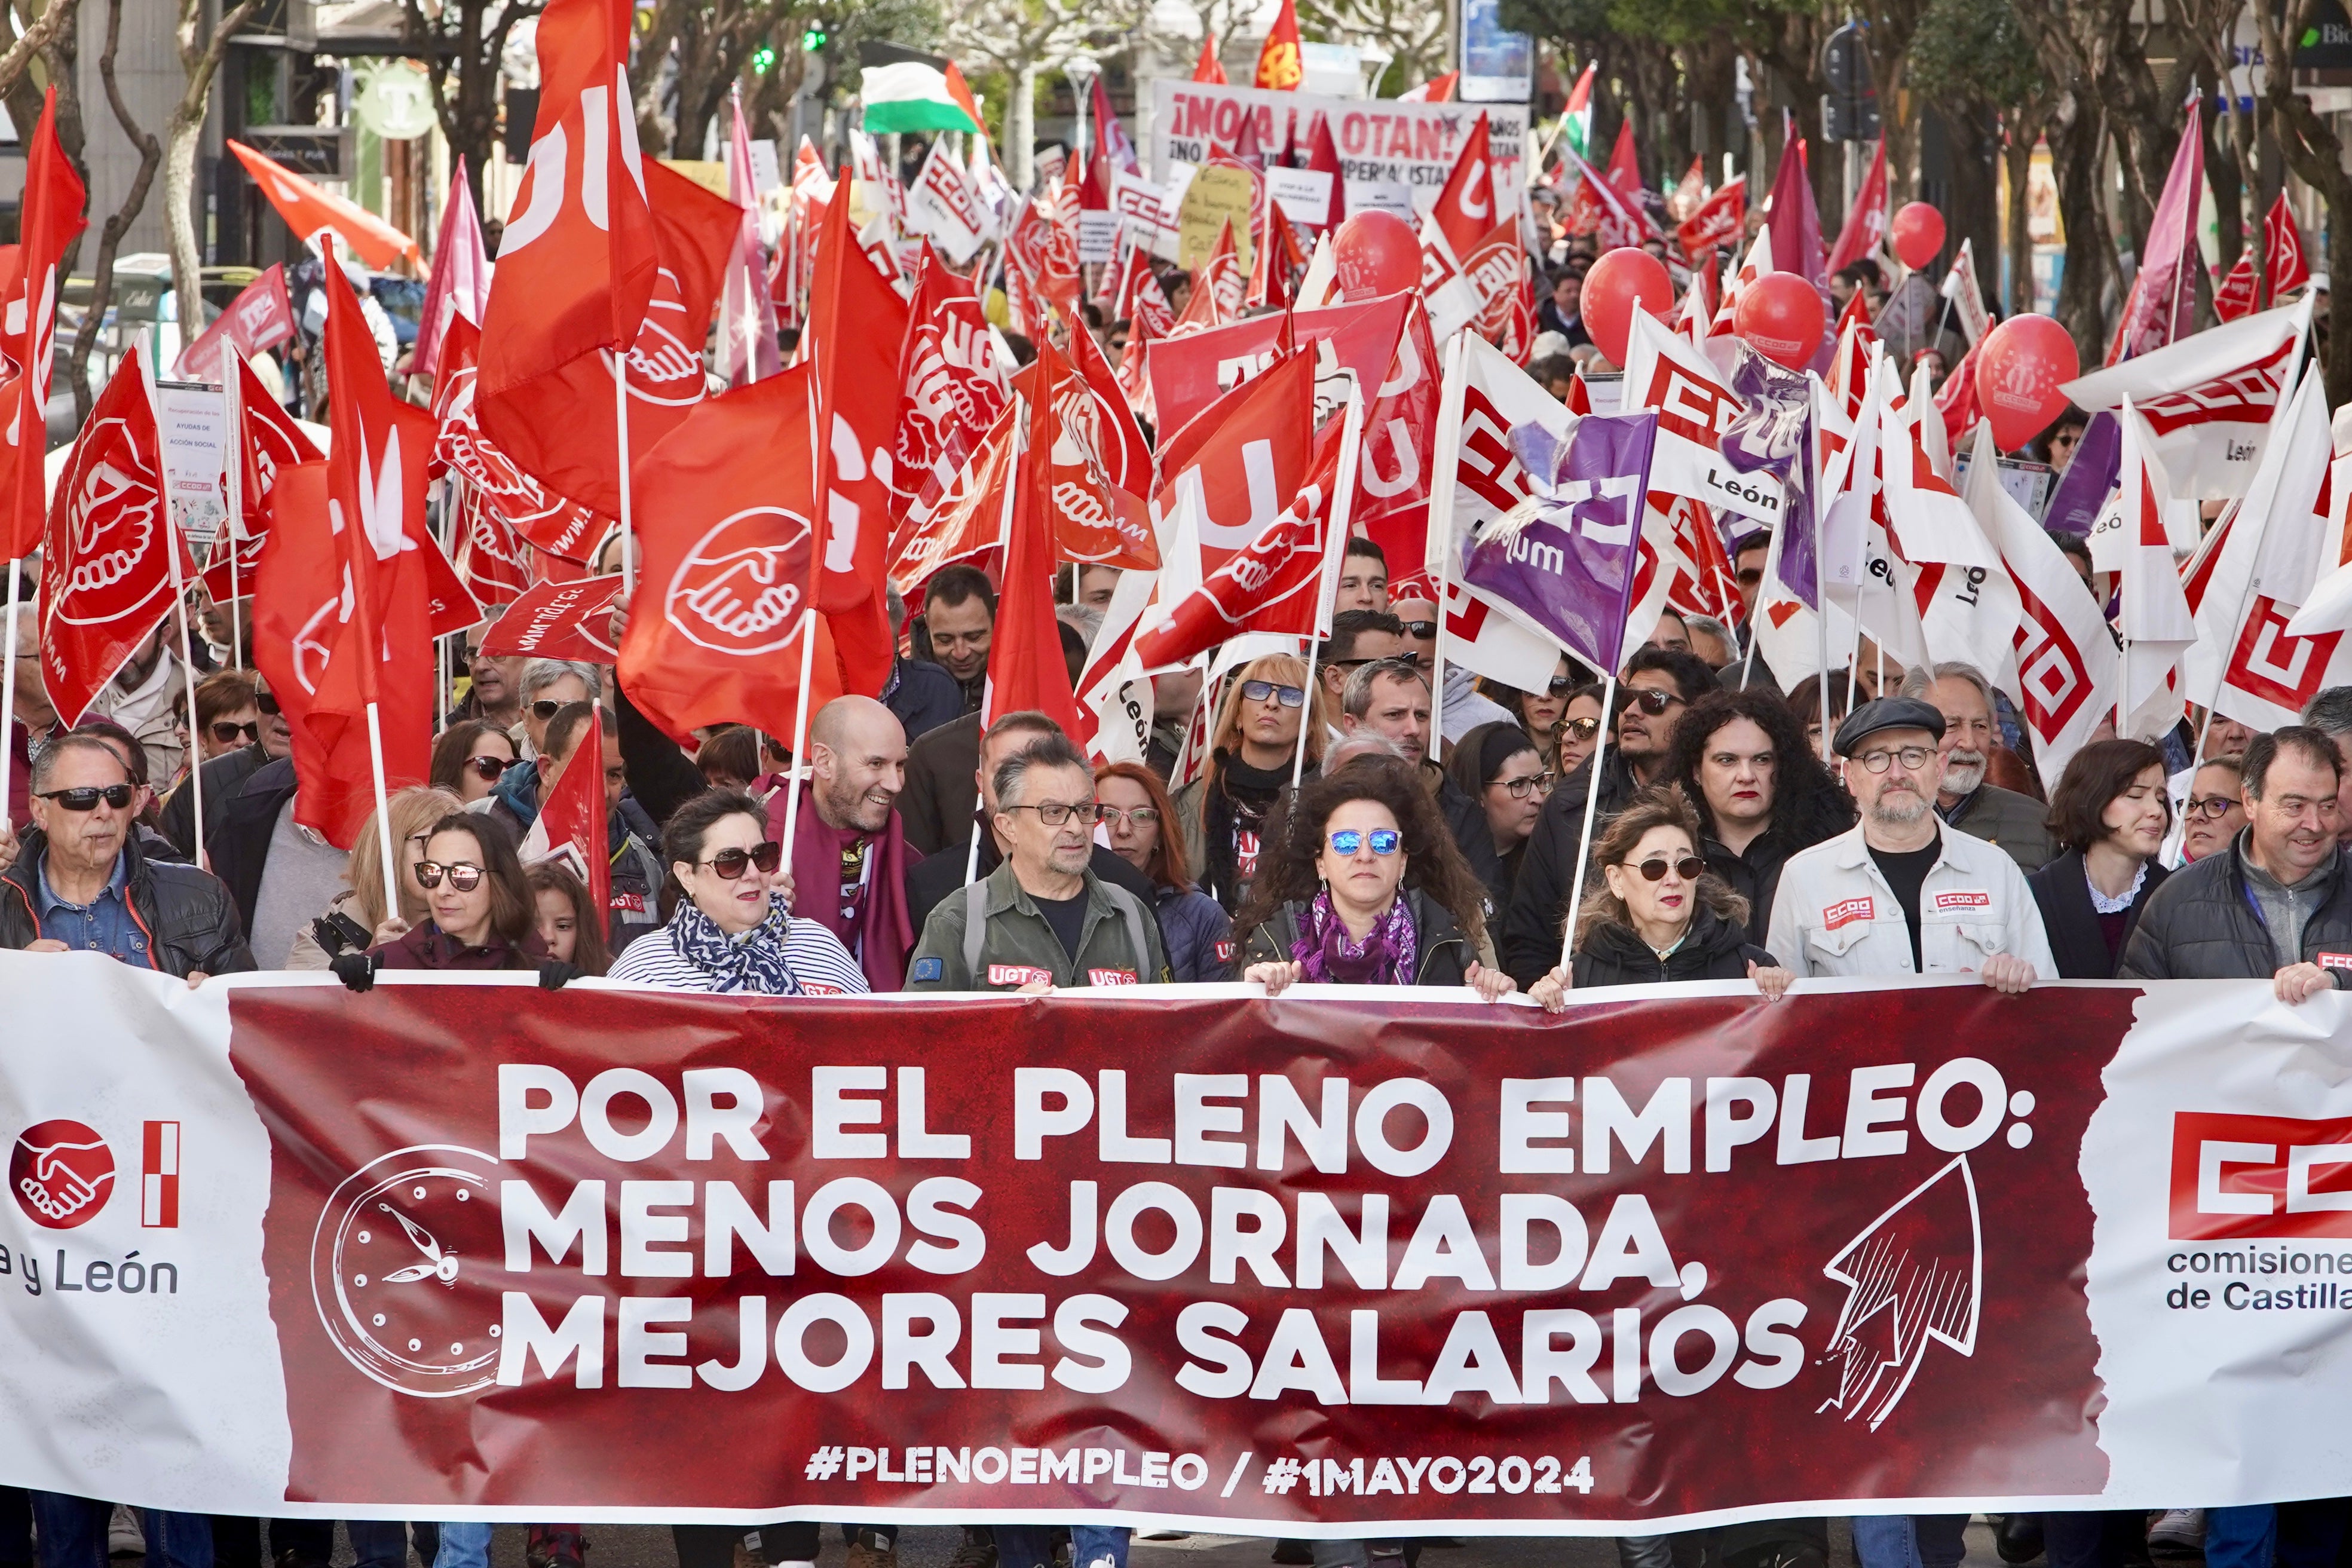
{"left": 607, "top": 790, "right": 869, "bottom": 996}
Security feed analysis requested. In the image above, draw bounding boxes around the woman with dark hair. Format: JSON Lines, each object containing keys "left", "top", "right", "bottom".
{"left": 430, "top": 719, "right": 518, "bottom": 805}
{"left": 1234, "top": 759, "right": 1514, "bottom": 997}
{"left": 1555, "top": 682, "right": 1606, "bottom": 776}
{"left": 1446, "top": 721, "right": 1550, "bottom": 909}
{"left": 2028, "top": 738, "right": 2172, "bottom": 979}
{"left": 338, "top": 812, "right": 574, "bottom": 985}
{"left": 606, "top": 789, "right": 866, "bottom": 994}
{"left": 695, "top": 725, "right": 762, "bottom": 791}
{"left": 1168, "top": 653, "right": 1328, "bottom": 913}
{"left": 1480, "top": 655, "right": 1575, "bottom": 768}
{"left": 527, "top": 860, "right": 613, "bottom": 976}
{"left": 1529, "top": 787, "right": 1794, "bottom": 1001}
{"left": 1786, "top": 670, "right": 1862, "bottom": 757}
{"left": 1659, "top": 688, "right": 1855, "bottom": 944}
{"left": 1097, "top": 760, "right": 1235, "bottom": 982}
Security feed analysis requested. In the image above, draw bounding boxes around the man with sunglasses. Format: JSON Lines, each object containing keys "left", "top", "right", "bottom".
{"left": 0, "top": 734, "right": 253, "bottom": 978}
{"left": 1764, "top": 696, "right": 2052, "bottom": 990}
{"left": 515, "top": 660, "right": 601, "bottom": 763}
{"left": 909, "top": 733, "right": 1168, "bottom": 991}
{"left": 1502, "top": 647, "right": 1717, "bottom": 987}
{"left": 158, "top": 672, "right": 297, "bottom": 860}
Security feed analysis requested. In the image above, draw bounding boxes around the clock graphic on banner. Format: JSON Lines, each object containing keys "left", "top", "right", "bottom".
{"left": 309, "top": 1146, "right": 506, "bottom": 1397}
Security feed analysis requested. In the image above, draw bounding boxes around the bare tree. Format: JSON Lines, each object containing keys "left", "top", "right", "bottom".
{"left": 635, "top": 0, "right": 807, "bottom": 158}
{"left": 1297, "top": 0, "right": 1446, "bottom": 92}
{"left": 73, "top": 0, "right": 161, "bottom": 422}
{"left": 167, "top": 0, "right": 268, "bottom": 336}
{"left": 0, "top": 0, "right": 88, "bottom": 277}
{"left": 404, "top": 0, "right": 545, "bottom": 212}
{"left": 2255, "top": 0, "right": 2352, "bottom": 402}
{"left": 951, "top": 0, "right": 1139, "bottom": 187}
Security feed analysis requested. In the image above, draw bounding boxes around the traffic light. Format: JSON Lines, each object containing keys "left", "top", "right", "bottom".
{"left": 751, "top": 42, "right": 779, "bottom": 72}
{"left": 801, "top": 26, "right": 826, "bottom": 50}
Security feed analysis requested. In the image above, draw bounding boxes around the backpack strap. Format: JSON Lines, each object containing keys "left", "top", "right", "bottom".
{"left": 963, "top": 878, "right": 990, "bottom": 978}
{"left": 1097, "top": 880, "right": 1152, "bottom": 977}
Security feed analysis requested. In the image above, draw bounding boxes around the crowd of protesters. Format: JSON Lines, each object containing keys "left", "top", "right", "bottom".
{"left": 1, "top": 515, "right": 2341, "bottom": 1568}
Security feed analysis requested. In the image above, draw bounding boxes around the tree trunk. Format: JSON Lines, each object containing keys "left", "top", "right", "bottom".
{"left": 2204, "top": 85, "right": 2243, "bottom": 281}
{"left": 1010, "top": 60, "right": 1037, "bottom": 189}
{"left": 164, "top": 108, "right": 204, "bottom": 335}
{"left": 2002, "top": 126, "right": 2036, "bottom": 316}
{"left": 2051, "top": 97, "right": 2112, "bottom": 366}
{"left": 74, "top": 0, "right": 160, "bottom": 424}
{"left": 1943, "top": 103, "right": 1999, "bottom": 308}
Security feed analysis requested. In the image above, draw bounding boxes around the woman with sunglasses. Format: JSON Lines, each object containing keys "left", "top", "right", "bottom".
{"left": 1445, "top": 721, "right": 1550, "bottom": 910}
{"left": 1169, "top": 654, "right": 1328, "bottom": 914}
{"left": 1096, "top": 760, "right": 1234, "bottom": 982}
{"left": 1234, "top": 761, "right": 1514, "bottom": 998}
{"left": 430, "top": 720, "right": 520, "bottom": 806}
{"left": 1555, "top": 682, "right": 1606, "bottom": 775}
{"left": 336, "top": 813, "right": 577, "bottom": 987}
{"left": 606, "top": 789, "right": 867, "bottom": 995}
{"left": 1480, "top": 656, "right": 1576, "bottom": 768}
{"left": 191, "top": 670, "right": 261, "bottom": 765}
{"left": 287, "top": 786, "right": 464, "bottom": 969}
{"left": 1529, "top": 788, "right": 1793, "bottom": 1002}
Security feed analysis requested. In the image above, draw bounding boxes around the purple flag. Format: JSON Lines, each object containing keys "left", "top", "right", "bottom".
{"left": 1460, "top": 412, "right": 1658, "bottom": 675}
{"left": 1720, "top": 348, "right": 1821, "bottom": 610}
{"left": 2041, "top": 411, "right": 2121, "bottom": 538}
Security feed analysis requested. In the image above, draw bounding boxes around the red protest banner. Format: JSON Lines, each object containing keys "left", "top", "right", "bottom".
{"left": 477, "top": 572, "right": 624, "bottom": 663}
{"left": 213, "top": 979, "right": 2132, "bottom": 1521}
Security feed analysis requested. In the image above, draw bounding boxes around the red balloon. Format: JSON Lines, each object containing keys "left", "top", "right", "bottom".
{"left": 1891, "top": 203, "right": 1947, "bottom": 272}
{"left": 1581, "top": 247, "right": 1675, "bottom": 366}
{"left": 1330, "top": 211, "right": 1420, "bottom": 301}
{"left": 1976, "top": 314, "right": 2081, "bottom": 452}
{"left": 1734, "top": 273, "right": 1826, "bottom": 369}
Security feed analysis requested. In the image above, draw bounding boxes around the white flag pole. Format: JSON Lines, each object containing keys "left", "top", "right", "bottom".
{"left": 1560, "top": 670, "right": 1617, "bottom": 975}
{"left": 1, "top": 562, "right": 22, "bottom": 834}
{"left": 140, "top": 355, "right": 208, "bottom": 871}
{"left": 776, "top": 606, "right": 820, "bottom": 909}
{"left": 219, "top": 342, "right": 246, "bottom": 667}
{"left": 614, "top": 351, "right": 635, "bottom": 596}
{"left": 363, "top": 700, "right": 400, "bottom": 923}
{"left": 1426, "top": 330, "right": 1471, "bottom": 751}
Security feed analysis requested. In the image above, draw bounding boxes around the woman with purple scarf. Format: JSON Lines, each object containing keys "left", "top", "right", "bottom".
{"left": 1232, "top": 757, "right": 1515, "bottom": 1000}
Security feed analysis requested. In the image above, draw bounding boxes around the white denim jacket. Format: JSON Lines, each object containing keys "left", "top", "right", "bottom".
{"left": 1765, "top": 822, "right": 2057, "bottom": 979}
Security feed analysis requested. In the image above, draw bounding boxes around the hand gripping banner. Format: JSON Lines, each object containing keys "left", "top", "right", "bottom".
{"left": 2, "top": 960, "right": 2350, "bottom": 1527}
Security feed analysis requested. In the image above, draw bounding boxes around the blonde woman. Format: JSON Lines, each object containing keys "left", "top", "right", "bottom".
{"left": 284, "top": 785, "right": 464, "bottom": 970}
{"left": 1167, "top": 653, "right": 1329, "bottom": 913}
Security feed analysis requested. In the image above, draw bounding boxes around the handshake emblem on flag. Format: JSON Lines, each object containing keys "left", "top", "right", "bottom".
{"left": 667, "top": 507, "right": 814, "bottom": 656}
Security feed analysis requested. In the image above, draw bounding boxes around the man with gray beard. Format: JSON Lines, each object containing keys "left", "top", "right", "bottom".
{"left": 1766, "top": 696, "right": 2053, "bottom": 987}
{"left": 1900, "top": 662, "right": 2054, "bottom": 874}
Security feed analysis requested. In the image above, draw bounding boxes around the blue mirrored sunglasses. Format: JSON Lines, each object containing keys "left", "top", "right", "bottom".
{"left": 1328, "top": 828, "right": 1401, "bottom": 856}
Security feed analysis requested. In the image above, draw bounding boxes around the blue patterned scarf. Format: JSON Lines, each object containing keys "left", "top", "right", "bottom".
{"left": 670, "top": 896, "right": 804, "bottom": 995}
{"left": 1291, "top": 889, "right": 1417, "bottom": 985}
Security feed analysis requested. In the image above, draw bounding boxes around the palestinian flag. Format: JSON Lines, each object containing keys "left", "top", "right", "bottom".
{"left": 860, "top": 60, "right": 984, "bottom": 135}
{"left": 1562, "top": 61, "right": 1595, "bottom": 159}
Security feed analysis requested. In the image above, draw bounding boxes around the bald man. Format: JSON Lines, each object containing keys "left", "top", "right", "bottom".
{"left": 764, "top": 696, "right": 920, "bottom": 990}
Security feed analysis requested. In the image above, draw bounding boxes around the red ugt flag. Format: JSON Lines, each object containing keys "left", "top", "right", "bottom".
{"left": 618, "top": 363, "right": 843, "bottom": 744}
{"left": 2, "top": 88, "right": 87, "bottom": 560}
{"left": 985, "top": 383, "right": 1086, "bottom": 736}
{"left": 520, "top": 703, "right": 612, "bottom": 927}
{"left": 39, "top": 350, "right": 191, "bottom": 727}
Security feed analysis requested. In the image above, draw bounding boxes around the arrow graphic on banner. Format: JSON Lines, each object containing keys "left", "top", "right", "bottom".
{"left": 1817, "top": 1155, "right": 1983, "bottom": 1431}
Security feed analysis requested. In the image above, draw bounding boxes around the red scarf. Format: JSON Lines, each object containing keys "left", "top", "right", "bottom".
{"left": 762, "top": 777, "right": 914, "bottom": 992}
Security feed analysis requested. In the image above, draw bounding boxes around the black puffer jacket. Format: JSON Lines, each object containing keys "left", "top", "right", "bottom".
{"left": 1570, "top": 904, "right": 1775, "bottom": 989}
{"left": 0, "top": 826, "right": 256, "bottom": 977}
{"left": 1501, "top": 746, "right": 1643, "bottom": 988}
{"left": 2119, "top": 839, "right": 2352, "bottom": 981}
{"left": 1237, "top": 886, "right": 1475, "bottom": 987}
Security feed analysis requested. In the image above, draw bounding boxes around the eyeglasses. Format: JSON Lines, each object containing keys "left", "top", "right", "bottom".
{"left": 530, "top": 699, "right": 565, "bottom": 721}
{"left": 1100, "top": 806, "right": 1160, "bottom": 828}
{"left": 36, "top": 783, "right": 134, "bottom": 812}
{"left": 2185, "top": 795, "right": 2240, "bottom": 820}
{"left": 1630, "top": 854, "right": 1705, "bottom": 882}
{"left": 1735, "top": 569, "right": 1765, "bottom": 588}
{"left": 1545, "top": 675, "right": 1575, "bottom": 696}
{"left": 415, "top": 860, "right": 486, "bottom": 892}
{"left": 1399, "top": 620, "right": 1438, "bottom": 639}
{"left": 1492, "top": 773, "right": 1555, "bottom": 798}
{"left": 1240, "top": 679, "right": 1306, "bottom": 708}
{"left": 255, "top": 690, "right": 282, "bottom": 716}
{"left": 1625, "top": 688, "right": 1683, "bottom": 715}
{"left": 1328, "top": 828, "right": 1401, "bottom": 856}
{"left": 210, "top": 720, "right": 261, "bottom": 746}
{"left": 1855, "top": 745, "right": 1937, "bottom": 773}
{"left": 1554, "top": 715, "right": 1602, "bottom": 742}
{"left": 1004, "top": 801, "right": 1104, "bottom": 827}
{"left": 698, "top": 841, "right": 785, "bottom": 879}
{"left": 464, "top": 755, "right": 509, "bottom": 783}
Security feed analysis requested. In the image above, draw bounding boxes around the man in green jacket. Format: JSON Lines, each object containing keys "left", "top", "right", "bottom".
{"left": 908, "top": 732, "right": 1169, "bottom": 990}
{"left": 1906, "top": 661, "right": 2055, "bottom": 875}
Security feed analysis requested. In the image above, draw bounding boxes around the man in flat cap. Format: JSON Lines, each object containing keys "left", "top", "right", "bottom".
{"left": 1765, "top": 695, "right": 2054, "bottom": 990}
